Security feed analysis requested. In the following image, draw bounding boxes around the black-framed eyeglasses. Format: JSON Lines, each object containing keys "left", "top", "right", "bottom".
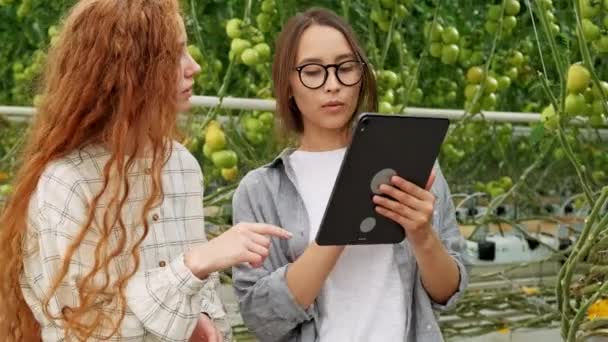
{"left": 294, "top": 60, "right": 365, "bottom": 89}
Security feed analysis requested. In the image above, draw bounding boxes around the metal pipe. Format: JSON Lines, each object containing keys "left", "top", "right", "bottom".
{"left": 1, "top": 95, "right": 607, "bottom": 126}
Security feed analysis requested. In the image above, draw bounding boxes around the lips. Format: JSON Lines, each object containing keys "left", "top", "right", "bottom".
{"left": 182, "top": 86, "right": 193, "bottom": 97}
{"left": 322, "top": 100, "right": 344, "bottom": 107}
{"left": 322, "top": 100, "right": 345, "bottom": 111}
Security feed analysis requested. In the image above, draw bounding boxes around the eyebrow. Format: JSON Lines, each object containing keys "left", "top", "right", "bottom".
{"left": 297, "top": 53, "right": 357, "bottom": 65}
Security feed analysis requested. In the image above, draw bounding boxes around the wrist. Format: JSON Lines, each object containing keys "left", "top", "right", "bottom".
{"left": 184, "top": 247, "right": 215, "bottom": 280}
{"left": 410, "top": 228, "right": 439, "bottom": 255}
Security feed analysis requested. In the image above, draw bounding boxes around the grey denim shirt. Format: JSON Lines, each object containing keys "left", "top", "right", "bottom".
{"left": 231, "top": 148, "right": 469, "bottom": 342}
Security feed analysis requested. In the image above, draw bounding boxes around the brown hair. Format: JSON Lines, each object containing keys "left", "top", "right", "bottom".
{"left": 272, "top": 7, "right": 378, "bottom": 134}
{"left": 0, "top": 0, "right": 183, "bottom": 340}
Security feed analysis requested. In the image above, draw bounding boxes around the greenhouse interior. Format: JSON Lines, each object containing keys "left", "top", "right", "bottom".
{"left": 1, "top": 0, "right": 608, "bottom": 341}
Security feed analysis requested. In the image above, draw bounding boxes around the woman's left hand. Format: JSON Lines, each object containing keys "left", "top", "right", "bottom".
{"left": 372, "top": 169, "right": 437, "bottom": 247}
{"left": 189, "top": 313, "right": 223, "bottom": 342}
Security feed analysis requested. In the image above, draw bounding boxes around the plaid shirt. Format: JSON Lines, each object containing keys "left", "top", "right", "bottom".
{"left": 20, "top": 142, "right": 231, "bottom": 341}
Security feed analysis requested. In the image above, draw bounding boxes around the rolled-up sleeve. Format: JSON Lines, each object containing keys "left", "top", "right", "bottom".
{"left": 429, "top": 164, "right": 470, "bottom": 311}
{"left": 231, "top": 173, "right": 313, "bottom": 342}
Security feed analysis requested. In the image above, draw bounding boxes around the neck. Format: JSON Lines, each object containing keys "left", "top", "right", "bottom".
{"left": 298, "top": 126, "right": 350, "bottom": 152}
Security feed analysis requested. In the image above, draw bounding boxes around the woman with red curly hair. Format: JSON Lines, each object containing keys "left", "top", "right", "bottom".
{"left": 0, "top": 1, "right": 290, "bottom": 341}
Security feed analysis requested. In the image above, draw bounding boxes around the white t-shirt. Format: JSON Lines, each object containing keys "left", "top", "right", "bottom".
{"left": 289, "top": 148, "right": 406, "bottom": 342}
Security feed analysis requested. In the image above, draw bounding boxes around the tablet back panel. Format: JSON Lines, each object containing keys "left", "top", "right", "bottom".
{"left": 315, "top": 114, "right": 449, "bottom": 245}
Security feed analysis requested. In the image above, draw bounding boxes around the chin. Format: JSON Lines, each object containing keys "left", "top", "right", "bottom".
{"left": 322, "top": 114, "right": 353, "bottom": 131}
{"left": 178, "top": 102, "right": 192, "bottom": 113}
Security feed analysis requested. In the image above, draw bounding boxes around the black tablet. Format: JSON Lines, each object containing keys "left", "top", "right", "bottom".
{"left": 315, "top": 113, "right": 450, "bottom": 246}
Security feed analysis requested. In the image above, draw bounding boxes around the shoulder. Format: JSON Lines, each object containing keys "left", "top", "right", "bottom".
{"left": 234, "top": 166, "right": 274, "bottom": 201}
{"left": 169, "top": 140, "right": 202, "bottom": 173}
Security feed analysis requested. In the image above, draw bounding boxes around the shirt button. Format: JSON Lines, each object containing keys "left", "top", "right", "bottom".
{"left": 158, "top": 260, "right": 166, "bottom": 267}
{"left": 144, "top": 167, "right": 151, "bottom": 174}
{"left": 152, "top": 213, "right": 160, "bottom": 221}
{"left": 426, "top": 324, "right": 432, "bottom": 330}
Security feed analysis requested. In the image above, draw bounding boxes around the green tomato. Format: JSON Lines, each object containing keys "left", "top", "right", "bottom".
{"left": 470, "top": 51, "right": 485, "bottom": 66}
{"left": 582, "top": 19, "right": 601, "bottom": 41}
{"left": 230, "top": 38, "right": 251, "bottom": 57}
{"left": 261, "top": 0, "right": 275, "bottom": 13}
{"left": 256, "top": 13, "right": 272, "bottom": 32}
{"left": 567, "top": 64, "right": 591, "bottom": 94}
{"left": 382, "top": 89, "right": 395, "bottom": 104}
{"left": 427, "top": 22, "right": 444, "bottom": 42}
{"left": 488, "top": 186, "right": 506, "bottom": 198}
{"left": 259, "top": 112, "right": 275, "bottom": 126}
{"left": 539, "top": 0, "right": 553, "bottom": 9}
{"left": 506, "top": 67, "right": 519, "bottom": 80}
{"left": 245, "top": 131, "right": 265, "bottom": 145}
{"left": 485, "top": 20, "right": 498, "bottom": 34}
{"left": 211, "top": 150, "right": 238, "bottom": 169}
{"left": 187, "top": 45, "right": 203, "bottom": 63}
{"left": 580, "top": 0, "right": 601, "bottom": 18}
{"left": 16, "top": 0, "right": 32, "bottom": 19}
{"left": 592, "top": 81, "right": 608, "bottom": 98}
{"left": 395, "top": 4, "right": 409, "bottom": 18}
{"left": 541, "top": 104, "right": 557, "bottom": 130}
{"left": 380, "top": 0, "right": 394, "bottom": 9}
{"left": 591, "top": 99, "right": 604, "bottom": 116}
{"left": 488, "top": 5, "right": 502, "bottom": 21}
{"left": 497, "top": 76, "right": 512, "bottom": 90}
{"left": 226, "top": 18, "right": 243, "bottom": 39}
{"left": 482, "top": 93, "right": 497, "bottom": 109}
{"left": 458, "top": 48, "right": 473, "bottom": 67}
{"left": 467, "top": 66, "right": 485, "bottom": 84}
{"left": 595, "top": 35, "right": 608, "bottom": 52}
{"left": 441, "top": 44, "right": 460, "bottom": 64}
{"left": 242, "top": 116, "right": 262, "bottom": 132}
{"left": 0, "top": 184, "right": 12, "bottom": 196}
{"left": 205, "top": 128, "right": 226, "bottom": 151}
{"left": 203, "top": 143, "right": 214, "bottom": 159}
{"left": 592, "top": 170, "right": 607, "bottom": 182}
{"left": 48, "top": 25, "right": 59, "bottom": 38}
{"left": 503, "top": 16, "right": 517, "bottom": 31}
{"left": 484, "top": 76, "right": 499, "bottom": 94}
{"left": 499, "top": 176, "right": 513, "bottom": 189}
{"left": 553, "top": 147, "right": 565, "bottom": 160}
{"left": 565, "top": 93, "right": 587, "bottom": 116}
{"left": 430, "top": 43, "right": 443, "bottom": 58}
{"left": 380, "top": 70, "right": 400, "bottom": 88}
{"left": 446, "top": 90, "right": 457, "bottom": 102}
{"left": 509, "top": 50, "right": 525, "bottom": 66}
{"left": 465, "top": 100, "right": 482, "bottom": 114}
{"left": 241, "top": 48, "right": 260, "bottom": 66}
{"left": 254, "top": 43, "right": 271, "bottom": 60}
{"left": 465, "top": 84, "right": 481, "bottom": 100}
{"left": 504, "top": 0, "right": 521, "bottom": 16}
{"left": 379, "top": 101, "right": 393, "bottom": 113}
{"left": 441, "top": 27, "right": 460, "bottom": 44}
{"left": 410, "top": 88, "right": 423, "bottom": 104}
{"left": 589, "top": 114, "right": 605, "bottom": 127}
{"left": 377, "top": 20, "right": 390, "bottom": 32}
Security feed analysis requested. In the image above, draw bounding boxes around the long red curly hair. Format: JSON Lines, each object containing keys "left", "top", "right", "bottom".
{"left": 0, "top": 0, "right": 185, "bottom": 340}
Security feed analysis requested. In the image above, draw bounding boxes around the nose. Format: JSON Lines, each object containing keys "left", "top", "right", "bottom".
{"left": 323, "top": 67, "right": 341, "bottom": 93}
{"left": 185, "top": 53, "right": 201, "bottom": 78}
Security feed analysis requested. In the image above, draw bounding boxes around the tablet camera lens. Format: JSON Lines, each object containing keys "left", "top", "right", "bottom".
{"left": 360, "top": 118, "right": 369, "bottom": 131}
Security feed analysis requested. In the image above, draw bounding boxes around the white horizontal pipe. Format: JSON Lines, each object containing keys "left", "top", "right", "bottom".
{"left": 1, "top": 95, "right": 606, "bottom": 126}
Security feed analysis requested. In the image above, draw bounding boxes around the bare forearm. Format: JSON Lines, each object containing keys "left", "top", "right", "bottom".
{"left": 412, "top": 232, "right": 460, "bottom": 304}
{"left": 286, "top": 243, "right": 344, "bottom": 309}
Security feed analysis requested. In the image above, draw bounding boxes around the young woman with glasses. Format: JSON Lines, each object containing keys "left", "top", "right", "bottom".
{"left": 230, "top": 7, "right": 468, "bottom": 342}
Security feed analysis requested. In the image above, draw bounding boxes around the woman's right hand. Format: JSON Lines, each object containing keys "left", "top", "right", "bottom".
{"left": 185, "top": 223, "right": 292, "bottom": 279}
